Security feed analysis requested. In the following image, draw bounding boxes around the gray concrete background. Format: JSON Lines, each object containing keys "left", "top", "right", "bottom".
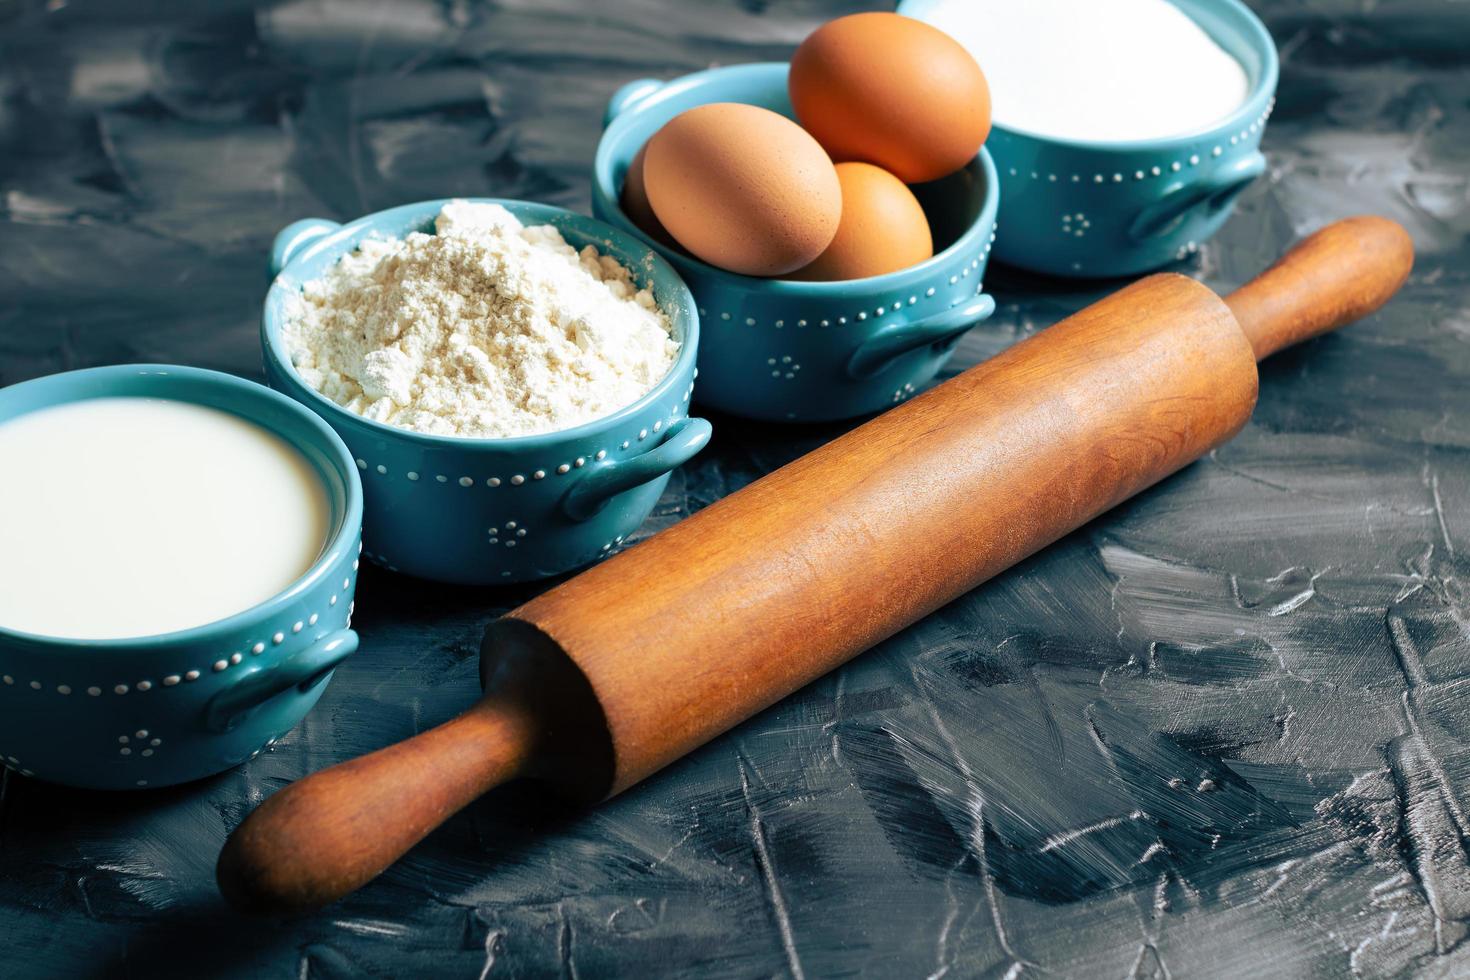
{"left": 1, "top": 1, "right": 1467, "bottom": 976}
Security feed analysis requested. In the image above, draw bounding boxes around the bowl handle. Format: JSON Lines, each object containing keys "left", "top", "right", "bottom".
{"left": 562, "top": 416, "right": 713, "bottom": 521}
{"left": 604, "top": 78, "right": 666, "bottom": 129}
{"left": 846, "top": 295, "right": 996, "bottom": 381}
{"left": 203, "top": 629, "right": 359, "bottom": 733}
{"left": 271, "top": 218, "right": 343, "bottom": 276}
{"left": 1129, "top": 151, "right": 1267, "bottom": 242}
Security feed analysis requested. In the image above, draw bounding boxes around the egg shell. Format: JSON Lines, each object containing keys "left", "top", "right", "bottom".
{"left": 789, "top": 12, "right": 991, "bottom": 184}
{"left": 620, "top": 143, "right": 676, "bottom": 247}
{"left": 790, "top": 162, "right": 933, "bottom": 282}
{"left": 643, "top": 102, "right": 842, "bottom": 277}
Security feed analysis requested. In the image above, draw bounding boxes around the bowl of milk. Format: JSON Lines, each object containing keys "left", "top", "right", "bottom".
{"left": 900, "top": 0, "right": 1278, "bottom": 277}
{"left": 0, "top": 365, "right": 363, "bottom": 789}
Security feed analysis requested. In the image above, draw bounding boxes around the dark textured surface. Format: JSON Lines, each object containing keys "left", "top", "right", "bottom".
{"left": 1, "top": 1, "right": 1467, "bottom": 977}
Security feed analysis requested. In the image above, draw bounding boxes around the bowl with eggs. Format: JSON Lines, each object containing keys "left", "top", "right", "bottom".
{"left": 593, "top": 48, "right": 1000, "bottom": 422}
{"left": 262, "top": 198, "right": 708, "bottom": 586}
{"left": 0, "top": 365, "right": 363, "bottom": 790}
{"left": 899, "top": 0, "right": 1278, "bottom": 277}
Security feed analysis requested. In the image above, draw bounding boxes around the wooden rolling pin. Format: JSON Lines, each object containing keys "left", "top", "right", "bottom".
{"left": 218, "top": 216, "right": 1413, "bottom": 914}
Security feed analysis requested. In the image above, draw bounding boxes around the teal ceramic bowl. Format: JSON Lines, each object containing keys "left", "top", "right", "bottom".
{"left": 592, "top": 63, "right": 999, "bottom": 422}
{"left": 263, "top": 199, "right": 710, "bottom": 585}
{"left": 900, "top": 0, "right": 1277, "bottom": 278}
{"left": 0, "top": 365, "right": 363, "bottom": 790}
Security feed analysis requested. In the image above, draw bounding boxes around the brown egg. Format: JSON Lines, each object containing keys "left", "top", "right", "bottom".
{"left": 620, "top": 143, "right": 675, "bottom": 246}
{"left": 791, "top": 162, "right": 933, "bottom": 281}
{"left": 789, "top": 12, "right": 990, "bottom": 184}
{"left": 643, "top": 103, "right": 842, "bottom": 277}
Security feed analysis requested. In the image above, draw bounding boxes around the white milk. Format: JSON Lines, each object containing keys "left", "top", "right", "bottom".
{"left": 0, "top": 397, "right": 330, "bottom": 640}
{"left": 919, "top": 0, "right": 1251, "bottom": 142}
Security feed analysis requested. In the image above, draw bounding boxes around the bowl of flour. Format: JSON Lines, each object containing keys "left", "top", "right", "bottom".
{"left": 899, "top": 0, "right": 1278, "bottom": 277}
{"left": 262, "top": 198, "right": 709, "bottom": 585}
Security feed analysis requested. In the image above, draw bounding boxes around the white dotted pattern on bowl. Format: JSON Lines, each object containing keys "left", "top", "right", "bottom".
{"left": 1060, "top": 213, "right": 1091, "bottom": 239}
{"left": 486, "top": 520, "right": 530, "bottom": 548}
{"left": 703, "top": 235, "right": 995, "bottom": 333}
{"left": 117, "top": 730, "right": 163, "bottom": 758}
{"left": 767, "top": 354, "right": 803, "bottom": 381}
{"left": 1005, "top": 99, "right": 1273, "bottom": 187}
{"left": 352, "top": 395, "right": 696, "bottom": 485}
{"left": 0, "top": 548, "right": 357, "bottom": 696}
{"left": 1, "top": 732, "right": 290, "bottom": 786}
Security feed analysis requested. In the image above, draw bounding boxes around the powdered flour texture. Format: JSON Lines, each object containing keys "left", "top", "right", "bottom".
{"left": 283, "top": 201, "right": 679, "bottom": 439}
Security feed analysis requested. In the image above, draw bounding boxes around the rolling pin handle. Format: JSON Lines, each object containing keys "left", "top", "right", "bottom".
{"left": 1226, "top": 215, "right": 1414, "bottom": 361}
{"left": 216, "top": 693, "right": 538, "bottom": 915}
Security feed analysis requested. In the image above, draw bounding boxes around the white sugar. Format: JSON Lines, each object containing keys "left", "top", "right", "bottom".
{"left": 917, "top": 0, "right": 1251, "bottom": 142}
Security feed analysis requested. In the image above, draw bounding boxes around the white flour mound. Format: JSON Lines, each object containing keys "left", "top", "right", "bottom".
{"left": 283, "top": 201, "right": 679, "bottom": 439}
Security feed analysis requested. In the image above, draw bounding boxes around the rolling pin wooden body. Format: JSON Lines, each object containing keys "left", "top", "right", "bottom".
{"left": 218, "top": 217, "right": 1413, "bottom": 914}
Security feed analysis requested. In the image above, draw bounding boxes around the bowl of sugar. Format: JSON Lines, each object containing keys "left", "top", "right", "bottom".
{"left": 900, "top": 0, "right": 1278, "bottom": 277}
{"left": 262, "top": 198, "right": 710, "bottom": 585}
{"left": 0, "top": 365, "right": 363, "bottom": 790}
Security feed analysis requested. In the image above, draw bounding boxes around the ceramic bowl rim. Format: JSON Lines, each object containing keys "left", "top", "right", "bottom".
{"left": 0, "top": 364, "right": 363, "bottom": 653}
{"left": 262, "top": 198, "right": 700, "bottom": 452}
{"left": 896, "top": 0, "right": 1279, "bottom": 153}
{"left": 592, "top": 61, "right": 1001, "bottom": 296}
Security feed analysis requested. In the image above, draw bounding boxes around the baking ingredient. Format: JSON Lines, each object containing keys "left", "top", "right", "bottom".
{"left": 620, "top": 144, "right": 674, "bottom": 246}
{"left": 792, "top": 162, "right": 933, "bottom": 281}
{"left": 916, "top": 0, "right": 1249, "bottom": 142}
{"left": 0, "top": 397, "right": 328, "bottom": 640}
{"left": 284, "top": 201, "right": 679, "bottom": 439}
{"left": 643, "top": 103, "right": 841, "bottom": 277}
{"left": 789, "top": 12, "right": 990, "bottom": 184}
